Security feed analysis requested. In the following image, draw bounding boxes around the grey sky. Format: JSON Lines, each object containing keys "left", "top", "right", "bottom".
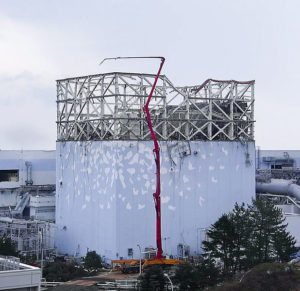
{"left": 0, "top": 0, "right": 299, "bottom": 150}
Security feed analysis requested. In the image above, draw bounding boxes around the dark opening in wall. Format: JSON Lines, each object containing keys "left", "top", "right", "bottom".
{"left": 0, "top": 170, "right": 19, "bottom": 182}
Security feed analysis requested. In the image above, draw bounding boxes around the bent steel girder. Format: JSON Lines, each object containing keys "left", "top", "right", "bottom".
{"left": 57, "top": 73, "right": 255, "bottom": 142}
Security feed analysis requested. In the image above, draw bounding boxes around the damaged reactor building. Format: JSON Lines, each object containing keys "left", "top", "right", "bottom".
{"left": 55, "top": 72, "right": 255, "bottom": 260}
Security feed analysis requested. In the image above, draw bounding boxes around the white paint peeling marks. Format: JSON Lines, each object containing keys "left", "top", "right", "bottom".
{"left": 82, "top": 204, "right": 87, "bottom": 209}
{"left": 142, "top": 189, "right": 147, "bottom": 195}
{"left": 138, "top": 204, "right": 145, "bottom": 210}
{"left": 85, "top": 195, "right": 91, "bottom": 202}
{"left": 198, "top": 183, "right": 201, "bottom": 188}
{"left": 209, "top": 166, "right": 215, "bottom": 171}
{"left": 168, "top": 205, "right": 176, "bottom": 211}
{"left": 211, "top": 177, "right": 218, "bottom": 183}
{"left": 126, "top": 202, "right": 132, "bottom": 210}
{"left": 199, "top": 196, "right": 205, "bottom": 207}
{"left": 107, "top": 202, "right": 111, "bottom": 209}
{"left": 219, "top": 165, "right": 225, "bottom": 170}
{"left": 222, "top": 147, "right": 228, "bottom": 156}
{"left": 143, "top": 174, "right": 149, "bottom": 180}
{"left": 75, "top": 176, "right": 79, "bottom": 183}
{"left": 118, "top": 194, "right": 122, "bottom": 199}
{"left": 179, "top": 191, "right": 183, "bottom": 197}
{"left": 139, "top": 159, "right": 146, "bottom": 166}
{"left": 236, "top": 164, "right": 240, "bottom": 171}
{"left": 161, "top": 196, "right": 170, "bottom": 204}
{"left": 127, "top": 168, "right": 135, "bottom": 175}
{"left": 125, "top": 151, "right": 133, "bottom": 160}
{"left": 183, "top": 175, "right": 189, "bottom": 183}
{"left": 133, "top": 188, "right": 139, "bottom": 196}
{"left": 187, "top": 187, "right": 191, "bottom": 191}
{"left": 188, "top": 162, "right": 195, "bottom": 170}
{"left": 87, "top": 168, "right": 92, "bottom": 174}
{"left": 119, "top": 169, "right": 126, "bottom": 189}
{"left": 201, "top": 154, "right": 206, "bottom": 160}
{"left": 129, "top": 153, "right": 139, "bottom": 165}
{"left": 122, "top": 197, "right": 126, "bottom": 202}
{"left": 102, "top": 154, "right": 109, "bottom": 164}
{"left": 161, "top": 168, "right": 167, "bottom": 175}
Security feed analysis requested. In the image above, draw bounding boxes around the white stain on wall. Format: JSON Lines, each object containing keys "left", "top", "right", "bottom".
{"left": 161, "top": 196, "right": 170, "bottom": 204}
{"left": 138, "top": 204, "right": 145, "bottom": 210}
{"left": 183, "top": 175, "right": 189, "bottom": 183}
{"left": 211, "top": 177, "right": 218, "bottom": 183}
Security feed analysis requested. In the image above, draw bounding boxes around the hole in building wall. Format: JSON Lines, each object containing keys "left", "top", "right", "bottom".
{"left": 0, "top": 170, "right": 19, "bottom": 182}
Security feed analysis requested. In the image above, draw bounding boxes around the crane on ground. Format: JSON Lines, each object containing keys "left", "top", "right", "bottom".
{"left": 100, "top": 56, "right": 183, "bottom": 271}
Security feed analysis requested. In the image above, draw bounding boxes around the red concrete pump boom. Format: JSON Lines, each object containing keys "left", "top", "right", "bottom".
{"left": 100, "top": 56, "right": 165, "bottom": 259}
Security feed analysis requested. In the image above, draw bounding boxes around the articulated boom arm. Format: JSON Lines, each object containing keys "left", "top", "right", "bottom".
{"left": 142, "top": 57, "right": 165, "bottom": 259}
{"left": 100, "top": 56, "right": 165, "bottom": 259}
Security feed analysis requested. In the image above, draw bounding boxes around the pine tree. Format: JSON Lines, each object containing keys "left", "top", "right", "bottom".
{"left": 273, "top": 229, "right": 297, "bottom": 262}
{"left": 229, "top": 203, "right": 252, "bottom": 272}
{"left": 139, "top": 266, "right": 166, "bottom": 291}
{"left": 202, "top": 214, "right": 236, "bottom": 276}
{"left": 202, "top": 198, "right": 297, "bottom": 277}
{"left": 84, "top": 251, "right": 102, "bottom": 270}
{"left": 246, "top": 198, "right": 293, "bottom": 266}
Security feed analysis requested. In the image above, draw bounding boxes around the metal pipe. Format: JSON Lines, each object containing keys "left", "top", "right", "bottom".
{"left": 256, "top": 179, "right": 300, "bottom": 201}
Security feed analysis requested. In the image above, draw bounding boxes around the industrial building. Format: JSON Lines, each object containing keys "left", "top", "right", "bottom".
{"left": 0, "top": 217, "right": 55, "bottom": 259}
{"left": 256, "top": 149, "right": 300, "bottom": 246}
{"left": 0, "top": 150, "right": 56, "bottom": 220}
{"left": 0, "top": 255, "right": 41, "bottom": 290}
{"left": 0, "top": 150, "right": 56, "bottom": 260}
{"left": 257, "top": 149, "right": 300, "bottom": 170}
{"left": 55, "top": 73, "right": 256, "bottom": 260}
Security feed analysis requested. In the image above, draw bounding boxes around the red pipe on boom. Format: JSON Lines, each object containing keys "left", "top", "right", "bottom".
{"left": 99, "top": 56, "right": 165, "bottom": 259}
{"left": 142, "top": 57, "right": 165, "bottom": 259}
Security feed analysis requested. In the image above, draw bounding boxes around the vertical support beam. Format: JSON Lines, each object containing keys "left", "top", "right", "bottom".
{"left": 250, "top": 83, "right": 255, "bottom": 138}
{"left": 208, "top": 81, "right": 212, "bottom": 140}
{"left": 87, "top": 78, "right": 90, "bottom": 139}
{"left": 56, "top": 82, "right": 60, "bottom": 140}
{"left": 162, "top": 76, "right": 167, "bottom": 140}
{"left": 74, "top": 80, "right": 78, "bottom": 139}
{"left": 229, "top": 100, "right": 234, "bottom": 140}
{"left": 114, "top": 74, "right": 119, "bottom": 139}
{"left": 100, "top": 76, "right": 105, "bottom": 139}
{"left": 185, "top": 91, "right": 190, "bottom": 140}
{"left": 140, "top": 77, "right": 144, "bottom": 139}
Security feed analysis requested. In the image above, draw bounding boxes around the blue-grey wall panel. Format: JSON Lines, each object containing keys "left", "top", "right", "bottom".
{"left": 56, "top": 141, "right": 255, "bottom": 260}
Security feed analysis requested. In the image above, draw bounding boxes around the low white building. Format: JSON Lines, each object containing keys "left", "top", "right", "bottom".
{"left": 0, "top": 256, "right": 41, "bottom": 291}
{"left": 30, "top": 194, "right": 56, "bottom": 221}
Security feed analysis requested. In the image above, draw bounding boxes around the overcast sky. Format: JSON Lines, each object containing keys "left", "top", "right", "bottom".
{"left": 0, "top": 0, "right": 299, "bottom": 150}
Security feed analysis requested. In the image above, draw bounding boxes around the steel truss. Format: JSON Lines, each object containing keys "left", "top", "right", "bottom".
{"left": 57, "top": 73, "right": 255, "bottom": 141}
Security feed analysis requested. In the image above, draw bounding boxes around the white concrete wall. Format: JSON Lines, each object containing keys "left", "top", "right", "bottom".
{"left": 285, "top": 215, "right": 300, "bottom": 248}
{"left": 56, "top": 141, "right": 255, "bottom": 260}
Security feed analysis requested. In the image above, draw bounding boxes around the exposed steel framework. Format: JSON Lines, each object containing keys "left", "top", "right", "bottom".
{"left": 57, "top": 75, "right": 255, "bottom": 142}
